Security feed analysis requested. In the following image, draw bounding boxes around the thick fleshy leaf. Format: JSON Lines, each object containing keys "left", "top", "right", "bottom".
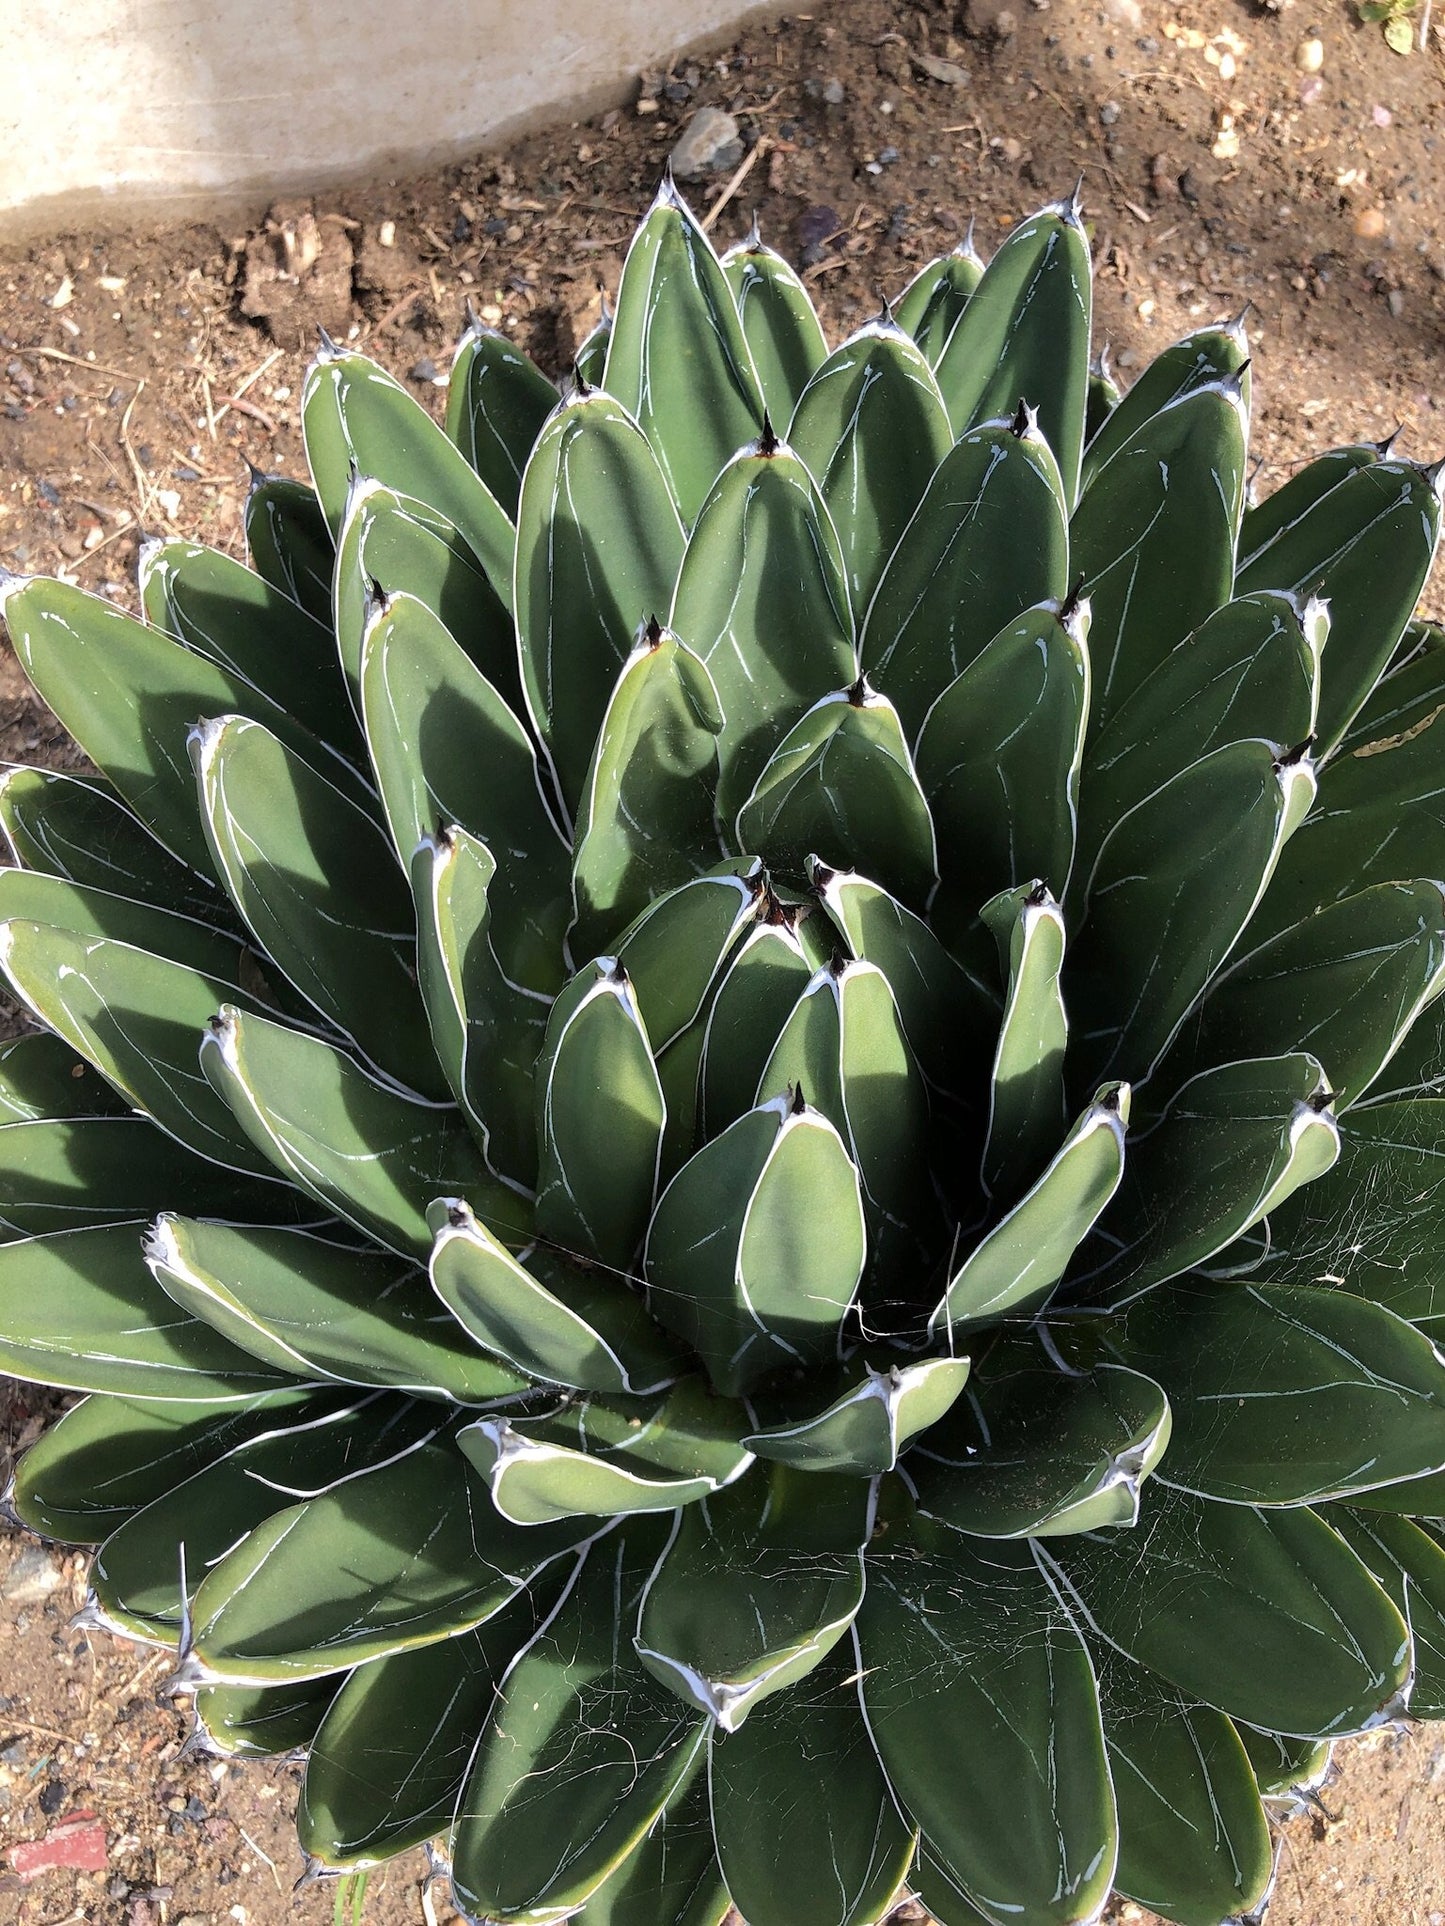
{"left": 861, "top": 413, "right": 1070, "bottom": 742}
{"left": 788, "top": 322, "right": 952, "bottom": 617}
{"left": 9, "top": 1388, "right": 318, "bottom": 1543}
{"left": 195, "top": 1676, "right": 340, "bottom": 1759}
{"left": 721, "top": 233, "right": 828, "bottom": 427}
{"left": 1036, "top": 1491, "right": 1410, "bottom": 1737}
{"left": 698, "top": 907, "right": 828, "bottom": 1136}
{"left": 534, "top": 959, "right": 665, "bottom": 1271}
{"left": 244, "top": 471, "right": 334, "bottom": 627}
{"left": 1327, "top": 1510, "right": 1445, "bottom": 1718}
{"left": 0, "top": 1029, "right": 127, "bottom": 1124}
{"left": 573, "top": 1771, "right": 730, "bottom": 1926}
{"left": 1085, "top": 352, "right": 1122, "bottom": 444}
{"left": 452, "top": 1523, "right": 708, "bottom": 1925}
{"left": 603, "top": 181, "right": 764, "bottom": 523}
{"left": 644, "top": 1093, "right": 865, "bottom": 1396}
{"left": 0, "top": 764, "right": 224, "bottom": 927}
{"left": 670, "top": 437, "right": 856, "bottom": 822}
{"left": 1108, "top": 1280, "right": 1445, "bottom": 1503}
{"left": 1085, "top": 1055, "right": 1339, "bottom": 1305}
{"left": 1068, "top": 740, "right": 1316, "bottom": 1088}
{"left": 930, "top": 197, "right": 1093, "bottom": 505}
{"left": 334, "top": 479, "right": 519, "bottom": 712}
{"left": 911, "top": 1334, "right": 1170, "bottom": 1538}
{"left": 1235, "top": 457, "right": 1443, "bottom": 753}
{"left": 980, "top": 884, "right": 1069, "bottom": 1199}
{"left": 1071, "top": 380, "right": 1247, "bottom": 735}
{"left": 930, "top": 1085, "right": 1128, "bottom": 1335}
{"left": 301, "top": 343, "right": 515, "bottom": 595}
{"left": 460, "top": 1380, "right": 752, "bottom": 1525}
{"left": 0, "top": 863, "right": 254, "bottom": 988}
{"left": 574, "top": 313, "right": 612, "bottom": 389}
{"left": 148, "top": 1214, "right": 523, "bottom": 1404}
{"left": 570, "top": 627, "right": 724, "bottom": 957}
{"left": 190, "top": 713, "right": 440, "bottom": 1094}
{"left": 613, "top": 862, "right": 760, "bottom": 1052}
{"left": 861, "top": 1520, "right": 1116, "bottom": 1926}
{"left": 741, "top": 1354, "right": 972, "bottom": 1476}
{"left": 515, "top": 389, "right": 687, "bottom": 813}
{"left": 1093, "top": 1653, "right": 1273, "bottom": 1926}
{"left": 189, "top": 1436, "right": 589, "bottom": 1683}
{"left": 298, "top": 1592, "right": 548, "bottom": 1867}
{"left": 894, "top": 238, "right": 985, "bottom": 366}
{"left": 91, "top": 1395, "right": 432, "bottom": 1641}
{"left": 635, "top": 1467, "right": 868, "bottom": 1728}
{"left": 199, "top": 1005, "right": 524, "bottom": 1258}
{"left": 736, "top": 685, "right": 936, "bottom": 909}
{"left": 1234, "top": 1723, "right": 1333, "bottom": 1804}
{"left": 709, "top": 1643, "right": 915, "bottom": 1926}
{"left": 429, "top": 1197, "right": 682, "bottom": 1395}
{"left": 359, "top": 589, "right": 570, "bottom": 990}
{"left": 0, "top": 921, "right": 275, "bottom": 1177}
{"left": 915, "top": 597, "right": 1089, "bottom": 952}
{"left": 1079, "top": 316, "right": 1250, "bottom": 495}
{"left": 1236, "top": 438, "right": 1387, "bottom": 574}
{"left": 445, "top": 324, "right": 557, "bottom": 514}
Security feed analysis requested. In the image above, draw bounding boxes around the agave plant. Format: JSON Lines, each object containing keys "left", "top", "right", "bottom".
{"left": 1, "top": 178, "right": 1444, "bottom": 1926}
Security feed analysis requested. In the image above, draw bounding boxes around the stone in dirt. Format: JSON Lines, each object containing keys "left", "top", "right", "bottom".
{"left": 669, "top": 107, "right": 744, "bottom": 179}
{"left": 0, "top": 1546, "right": 62, "bottom": 1608}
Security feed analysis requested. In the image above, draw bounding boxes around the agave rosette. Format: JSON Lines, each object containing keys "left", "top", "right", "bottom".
{"left": 2, "top": 180, "right": 1445, "bottom": 1926}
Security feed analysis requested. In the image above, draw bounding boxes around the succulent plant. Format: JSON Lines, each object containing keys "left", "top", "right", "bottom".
{"left": 2, "top": 178, "right": 1445, "bottom": 1926}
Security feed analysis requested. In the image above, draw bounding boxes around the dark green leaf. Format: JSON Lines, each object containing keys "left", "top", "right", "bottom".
{"left": 195, "top": 1676, "right": 340, "bottom": 1758}
{"left": 0, "top": 1029, "right": 129, "bottom": 1123}
{"left": 243, "top": 472, "right": 334, "bottom": 626}
{"left": 980, "top": 883, "right": 1069, "bottom": 1200}
{"left": 1080, "top": 317, "right": 1250, "bottom": 495}
{"left": 444, "top": 323, "right": 557, "bottom": 514}
{"left": 1326, "top": 1509, "right": 1445, "bottom": 1718}
{"left": 573, "top": 1770, "right": 730, "bottom": 1926}
{"left": 741, "top": 1355, "right": 972, "bottom": 1476}
{"left": 721, "top": 232, "right": 828, "bottom": 428}
{"left": 1236, "top": 439, "right": 1387, "bottom": 575}
{"left": 894, "top": 238, "right": 985, "bottom": 366}
{"left": 0, "top": 863, "right": 254, "bottom": 987}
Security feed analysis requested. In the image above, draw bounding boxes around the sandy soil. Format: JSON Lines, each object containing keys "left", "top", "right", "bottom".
{"left": 0, "top": 0, "right": 1442, "bottom": 1919}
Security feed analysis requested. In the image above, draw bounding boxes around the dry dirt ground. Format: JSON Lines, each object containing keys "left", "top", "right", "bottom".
{"left": 0, "top": 0, "right": 1443, "bottom": 1919}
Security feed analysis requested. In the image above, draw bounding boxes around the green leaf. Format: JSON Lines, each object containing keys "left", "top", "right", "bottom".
{"left": 138, "top": 535, "right": 349, "bottom": 753}
{"left": 1107, "top": 1280, "right": 1445, "bottom": 1503}
{"left": 515, "top": 388, "right": 687, "bottom": 813}
{"left": 244, "top": 471, "right": 334, "bottom": 626}
{"left": 190, "top": 714, "right": 441, "bottom": 1096}
{"left": 894, "top": 237, "right": 985, "bottom": 365}
{"left": 573, "top": 1771, "right": 730, "bottom": 1926}
{"left": 1080, "top": 316, "right": 1250, "bottom": 495}
{"left": 148, "top": 1213, "right": 523, "bottom": 1405}
{"left": 1237, "top": 438, "right": 1387, "bottom": 574}
{"left": 699, "top": 905, "right": 827, "bottom": 1133}
{"left": 359, "top": 590, "right": 570, "bottom": 991}
{"left": 195, "top": 1676, "right": 340, "bottom": 1758}
{"left": 1086, "top": 1055, "right": 1339, "bottom": 1305}
{"left": 861, "top": 412, "right": 1070, "bottom": 744}
{"left": 459, "top": 1381, "right": 752, "bottom": 1525}
{"left": 299, "top": 1591, "right": 548, "bottom": 1867}
{"left": 1326, "top": 1510, "right": 1445, "bottom": 1718}
{"left": 709, "top": 1643, "right": 915, "bottom": 1926}
{"left": 452, "top": 1522, "right": 708, "bottom": 1925}
{"left": 0, "top": 1117, "right": 296, "bottom": 1240}
{"left": 670, "top": 436, "right": 855, "bottom": 822}
{"left": 410, "top": 827, "right": 548, "bottom": 1187}
{"left": 1071, "top": 380, "right": 1247, "bottom": 735}
{"left": 1068, "top": 740, "right": 1315, "bottom": 1088}
{"left": 1036, "top": 1490, "right": 1411, "bottom": 1736}
{"left": 190, "top": 1437, "right": 589, "bottom": 1683}
{"left": 444, "top": 323, "right": 557, "bottom": 514}
{"left": 534, "top": 960, "right": 666, "bottom": 1271}
{"left": 429, "top": 1196, "right": 683, "bottom": 1395}
{"left": 0, "top": 921, "right": 276, "bottom": 1177}
{"left": 1177, "top": 878, "right": 1445, "bottom": 1107}
{"left": 91, "top": 1395, "right": 432, "bottom": 1641}
{"left": 736, "top": 684, "right": 936, "bottom": 909}
{"left": 931, "top": 196, "right": 1092, "bottom": 505}
{"left": 915, "top": 597, "right": 1089, "bottom": 951}
{"left": 980, "top": 884, "right": 1069, "bottom": 1200}
{"left": 0, "top": 863, "right": 255, "bottom": 988}
{"left": 571, "top": 625, "right": 724, "bottom": 957}
{"left": 788, "top": 322, "right": 952, "bottom": 618}
{"left": 614, "top": 862, "right": 761, "bottom": 1052}
{"left": 1235, "top": 457, "right": 1443, "bottom": 754}
{"left": 741, "top": 1354, "right": 972, "bottom": 1475}
{"left": 1079, "top": 589, "right": 1324, "bottom": 873}
{"left": 721, "top": 230, "right": 828, "bottom": 427}
{"left": 9, "top": 1387, "right": 319, "bottom": 1543}
{"left": 861, "top": 1520, "right": 1116, "bottom": 1926}
{"left": 0, "top": 1030, "right": 127, "bottom": 1125}
{"left": 911, "top": 1333, "right": 1170, "bottom": 1537}
{"left": 1093, "top": 1652, "right": 1273, "bottom": 1926}
{"left": 603, "top": 180, "right": 764, "bottom": 523}
{"left": 635, "top": 1466, "right": 868, "bottom": 1728}
{"left": 929, "top": 1085, "right": 1128, "bottom": 1335}
{"left": 1084, "top": 351, "right": 1122, "bottom": 445}
{"left": 1234, "top": 1724, "right": 1332, "bottom": 1802}
{"left": 334, "top": 479, "right": 519, "bottom": 713}
{"left": 301, "top": 343, "right": 515, "bottom": 596}
{"left": 644, "top": 1092, "right": 865, "bottom": 1397}
{"left": 0, "top": 1224, "right": 301, "bottom": 1401}
{"left": 200, "top": 1004, "right": 524, "bottom": 1258}
{"left": 0, "top": 765, "right": 223, "bottom": 927}
{"left": 574, "top": 313, "right": 612, "bottom": 389}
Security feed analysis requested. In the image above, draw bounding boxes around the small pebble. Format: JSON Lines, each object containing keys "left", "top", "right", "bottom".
{"left": 1354, "top": 205, "right": 1388, "bottom": 240}
{"left": 1372, "top": 103, "right": 1393, "bottom": 126}
{"left": 1299, "top": 74, "right": 1324, "bottom": 105}
{"left": 1099, "top": 100, "right": 1121, "bottom": 125}
{"left": 822, "top": 77, "right": 846, "bottom": 105}
{"left": 1296, "top": 34, "right": 1324, "bottom": 71}
{"left": 39, "top": 1781, "right": 65, "bottom": 1817}
{"left": 1387, "top": 288, "right": 1406, "bottom": 317}
{"left": 669, "top": 106, "right": 743, "bottom": 180}
{"left": 0, "top": 1547, "right": 62, "bottom": 1608}
{"left": 408, "top": 357, "right": 440, "bottom": 384}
